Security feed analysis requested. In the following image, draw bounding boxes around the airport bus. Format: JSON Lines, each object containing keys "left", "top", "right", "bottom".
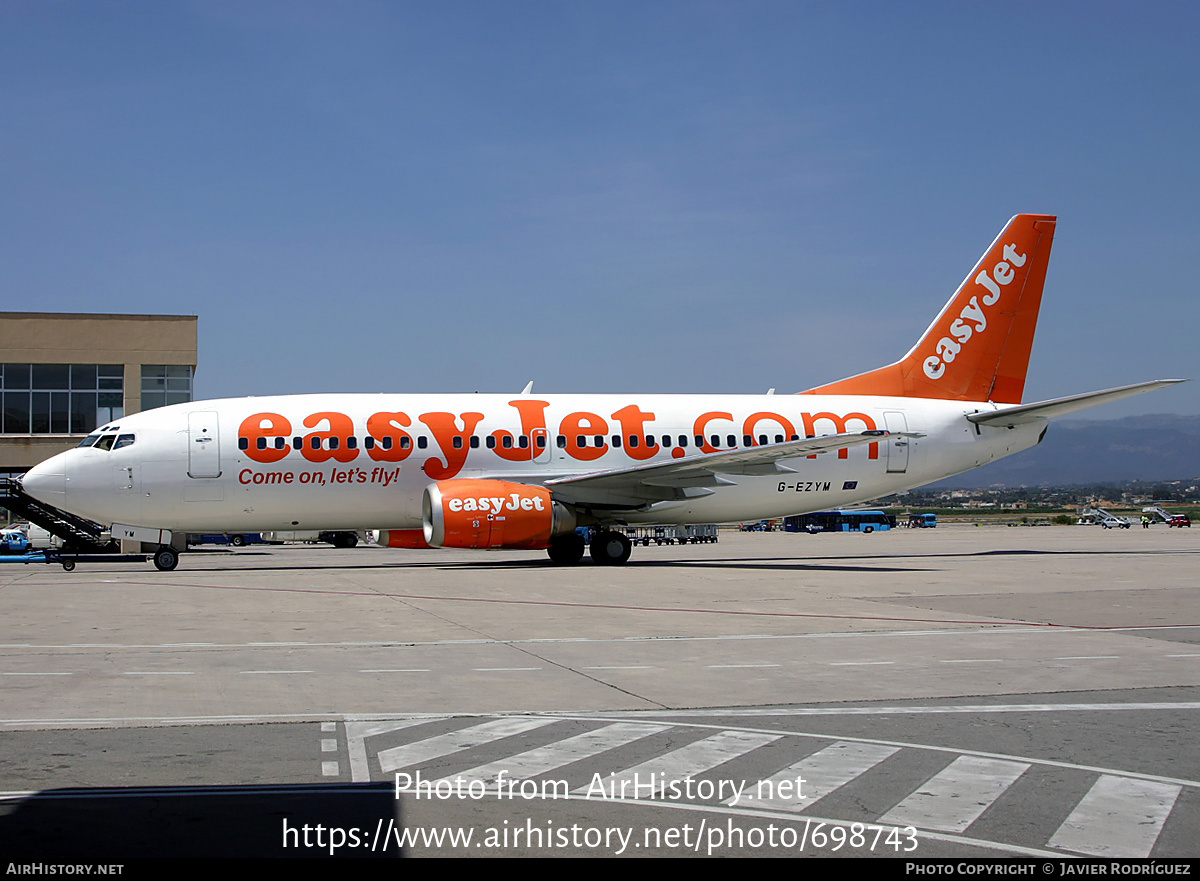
{"left": 783, "top": 510, "right": 896, "bottom": 534}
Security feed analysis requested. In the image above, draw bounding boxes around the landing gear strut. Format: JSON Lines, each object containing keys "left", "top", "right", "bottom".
{"left": 590, "top": 530, "right": 632, "bottom": 566}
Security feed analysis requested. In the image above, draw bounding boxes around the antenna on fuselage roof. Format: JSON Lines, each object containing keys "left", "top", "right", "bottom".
{"left": 520, "top": 381, "right": 534, "bottom": 394}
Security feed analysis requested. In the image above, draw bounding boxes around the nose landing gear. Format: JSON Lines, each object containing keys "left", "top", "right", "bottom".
{"left": 153, "top": 546, "right": 179, "bottom": 571}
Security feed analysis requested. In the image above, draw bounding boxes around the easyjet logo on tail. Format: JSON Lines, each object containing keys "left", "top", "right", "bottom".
{"left": 799, "top": 213, "right": 1055, "bottom": 403}
{"left": 923, "top": 243, "right": 1026, "bottom": 381}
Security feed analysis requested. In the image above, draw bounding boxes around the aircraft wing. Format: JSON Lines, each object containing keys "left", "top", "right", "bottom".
{"left": 541, "top": 430, "right": 921, "bottom": 508}
{"left": 966, "top": 380, "right": 1187, "bottom": 427}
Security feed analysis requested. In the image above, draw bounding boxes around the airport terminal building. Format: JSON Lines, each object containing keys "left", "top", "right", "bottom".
{"left": 0, "top": 312, "right": 197, "bottom": 478}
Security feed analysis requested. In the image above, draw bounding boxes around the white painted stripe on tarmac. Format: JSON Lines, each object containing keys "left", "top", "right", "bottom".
{"left": 733, "top": 740, "right": 899, "bottom": 810}
{"left": 677, "top": 701, "right": 1200, "bottom": 717}
{"left": 574, "top": 730, "right": 779, "bottom": 797}
{"left": 345, "top": 717, "right": 446, "bottom": 783}
{"left": 938, "top": 659, "right": 1002, "bottom": 664}
{"left": 435, "top": 722, "right": 670, "bottom": 789}
{"left": 6, "top": 624, "right": 1168, "bottom": 651}
{"left": 344, "top": 718, "right": 439, "bottom": 740}
{"left": 380, "top": 717, "right": 556, "bottom": 775}
{"left": 122, "top": 671, "right": 194, "bottom": 675}
{"left": 880, "top": 755, "right": 1030, "bottom": 833}
{"left": 1048, "top": 775, "right": 1181, "bottom": 857}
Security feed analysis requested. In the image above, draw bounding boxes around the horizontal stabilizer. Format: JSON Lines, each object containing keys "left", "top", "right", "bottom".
{"left": 966, "top": 380, "right": 1187, "bottom": 427}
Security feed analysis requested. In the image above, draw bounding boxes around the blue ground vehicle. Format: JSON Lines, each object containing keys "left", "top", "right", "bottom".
{"left": 0, "top": 527, "right": 30, "bottom": 553}
{"left": 783, "top": 510, "right": 896, "bottom": 534}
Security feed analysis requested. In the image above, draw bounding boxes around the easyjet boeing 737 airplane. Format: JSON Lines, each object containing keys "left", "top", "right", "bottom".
{"left": 19, "top": 215, "right": 1184, "bottom": 570}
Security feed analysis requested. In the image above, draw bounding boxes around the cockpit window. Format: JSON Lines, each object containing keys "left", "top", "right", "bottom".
{"left": 95, "top": 434, "right": 117, "bottom": 451}
{"left": 77, "top": 434, "right": 102, "bottom": 448}
{"left": 113, "top": 434, "right": 136, "bottom": 450}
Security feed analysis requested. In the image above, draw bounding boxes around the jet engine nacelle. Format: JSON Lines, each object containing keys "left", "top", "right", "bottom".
{"left": 422, "top": 479, "right": 576, "bottom": 550}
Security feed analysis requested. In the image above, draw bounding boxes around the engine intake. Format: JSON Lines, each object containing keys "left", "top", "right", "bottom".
{"left": 423, "top": 479, "right": 576, "bottom": 550}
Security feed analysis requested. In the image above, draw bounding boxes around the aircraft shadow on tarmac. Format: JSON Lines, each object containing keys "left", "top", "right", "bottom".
{"left": 163, "top": 543, "right": 1198, "bottom": 576}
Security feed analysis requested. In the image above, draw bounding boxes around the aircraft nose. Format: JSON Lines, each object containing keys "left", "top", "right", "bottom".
{"left": 21, "top": 458, "right": 66, "bottom": 502}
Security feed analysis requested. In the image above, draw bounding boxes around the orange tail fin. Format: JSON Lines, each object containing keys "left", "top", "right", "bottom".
{"left": 801, "top": 214, "right": 1057, "bottom": 404}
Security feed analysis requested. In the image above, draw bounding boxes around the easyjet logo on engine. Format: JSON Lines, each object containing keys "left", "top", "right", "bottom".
{"left": 447, "top": 493, "right": 546, "bottom": 514}
{"left": 923, "top": 243, "right": 1027, "bottom": 381}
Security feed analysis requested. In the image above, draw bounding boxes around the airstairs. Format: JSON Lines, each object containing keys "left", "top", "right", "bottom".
{"left": 0, "top": 478, "right": 114, "bottom": 552}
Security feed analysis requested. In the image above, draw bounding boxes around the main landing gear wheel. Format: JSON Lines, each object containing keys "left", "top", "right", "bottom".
{"left": 153, "top": 547, "right": 179, "bottom": 571}
{"left": 590, "top": 530, "right": 632, "bottom": 566}
{"left": 546, "top": 531, "right": 586, "bottom": 565}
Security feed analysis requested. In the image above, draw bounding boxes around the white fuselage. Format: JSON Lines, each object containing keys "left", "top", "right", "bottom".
{"left": 23, "top": 393, "right": 1045, "bottom": 533}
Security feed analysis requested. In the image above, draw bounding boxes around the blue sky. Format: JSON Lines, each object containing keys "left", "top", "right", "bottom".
{"left": 3, "top": 1, "right": 1196, "bottom": 416}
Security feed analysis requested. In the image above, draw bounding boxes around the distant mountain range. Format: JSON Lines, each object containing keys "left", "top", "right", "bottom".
{"left": 929, "top": 414, "right": 1200, "bottom": 488}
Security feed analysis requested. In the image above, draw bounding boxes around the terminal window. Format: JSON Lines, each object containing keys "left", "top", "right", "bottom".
{"left": 141, "top": 365, "right": 193, "bottom": 411}
{"left": 0, "top": 363, "right": 124, "bottom": 435}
